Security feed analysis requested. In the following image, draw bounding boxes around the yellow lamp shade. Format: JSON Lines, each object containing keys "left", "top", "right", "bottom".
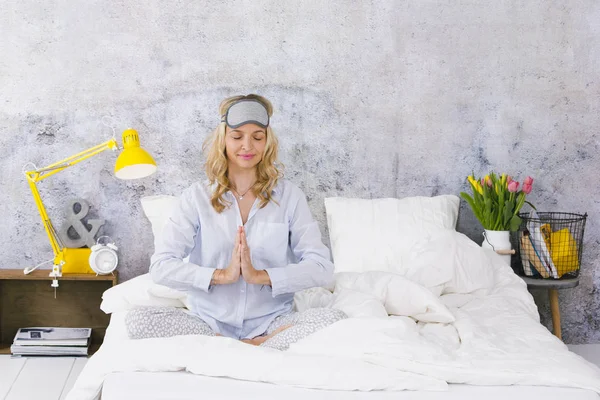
{"left": 114, "top": 129, "right": 157, "bottom": 180}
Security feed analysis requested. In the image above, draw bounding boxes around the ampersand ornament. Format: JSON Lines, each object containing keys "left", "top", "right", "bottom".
{"left": 57, "top": 198, "right": 105, "bottom": 248}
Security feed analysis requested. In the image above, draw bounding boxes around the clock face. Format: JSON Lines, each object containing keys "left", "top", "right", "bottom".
{"left": 92, "top": 248, "right": 118, "bottom": 274}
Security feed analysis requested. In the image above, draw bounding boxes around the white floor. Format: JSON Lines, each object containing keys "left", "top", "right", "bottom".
{"left": 1, "top": 345, "right": 600, "bottom": 399}
{"left": 0, "top": 356, "right": 88, "bottom": 400}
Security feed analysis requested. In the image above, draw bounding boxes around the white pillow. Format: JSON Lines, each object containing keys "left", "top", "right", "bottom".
{"left": 100, "top": 274, "right": 186, "bottom": 314}
{"left": 324, "top": 195, "right": 459, "bottom": 274}
{"left": 139, "top": 194, "right": 192, "bottom": 308}
{"left": 140, "top": 195, "right": 178, "bottom": 248}
{"left": 141, "top": 194, "right": 189, "bottom": 263}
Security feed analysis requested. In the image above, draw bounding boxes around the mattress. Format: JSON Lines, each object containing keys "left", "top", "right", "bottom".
{"left": 102, "top": 371, "right": 599, "bottom": 400}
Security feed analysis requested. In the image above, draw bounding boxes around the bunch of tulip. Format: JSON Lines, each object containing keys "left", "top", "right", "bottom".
{"left": 461, "top": 173, "right": 534, "bottom": 231}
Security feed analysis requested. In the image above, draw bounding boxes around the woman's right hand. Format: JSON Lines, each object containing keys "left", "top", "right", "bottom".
{"left": 211, "top": 227, "right": 242, "bottom": 285}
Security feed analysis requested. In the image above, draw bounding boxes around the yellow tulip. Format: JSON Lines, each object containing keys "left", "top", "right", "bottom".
{"left": 466, "top": 175, "right": 483, "bottom": 195}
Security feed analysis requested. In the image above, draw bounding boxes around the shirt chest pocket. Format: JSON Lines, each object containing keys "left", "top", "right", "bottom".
{"left": 251, "top": 221, "right": 289, "bottom": 267}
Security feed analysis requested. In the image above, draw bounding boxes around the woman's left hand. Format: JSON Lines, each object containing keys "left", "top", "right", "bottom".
{"left": 240, "top": 226, "right": 271, "bottom": 286}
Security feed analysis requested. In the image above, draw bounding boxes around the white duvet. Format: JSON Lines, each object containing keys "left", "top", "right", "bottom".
{"left": 66, "top": 230, "right": 600, "bottom": 399}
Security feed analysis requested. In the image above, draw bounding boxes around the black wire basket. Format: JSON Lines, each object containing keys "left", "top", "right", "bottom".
{"left": 512, "top": 212, "right": 587, "bottom": 279}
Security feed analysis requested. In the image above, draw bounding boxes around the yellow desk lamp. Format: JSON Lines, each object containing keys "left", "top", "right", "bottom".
{"left": 23, "top": 128, "right": 156, "bottom": 280}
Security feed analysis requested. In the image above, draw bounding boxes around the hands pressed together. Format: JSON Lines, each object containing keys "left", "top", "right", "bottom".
{"left": 212, "top": 226, "right": 271, "bottom": 286}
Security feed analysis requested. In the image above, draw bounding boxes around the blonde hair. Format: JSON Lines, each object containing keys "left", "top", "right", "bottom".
{"left": 203, "top": 94, "right": 283, "bottom": 213}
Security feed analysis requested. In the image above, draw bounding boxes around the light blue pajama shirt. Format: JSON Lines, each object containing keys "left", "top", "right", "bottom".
{"left": 149, "top": 179, "right": 334, "bottom": 340}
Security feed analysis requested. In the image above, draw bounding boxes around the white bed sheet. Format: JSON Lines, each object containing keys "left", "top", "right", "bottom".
{"left": 99, "top": 312, "right": 599, "bottom": 400}
{"left": 102, "top": 371, "right": 599, "bottom": 400}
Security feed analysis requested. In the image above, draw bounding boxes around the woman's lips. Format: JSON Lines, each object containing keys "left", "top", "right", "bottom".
{"left": 239, "top": 154, "right": 255, "bottom": 160}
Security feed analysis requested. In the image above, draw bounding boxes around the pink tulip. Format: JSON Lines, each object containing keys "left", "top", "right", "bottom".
{"left": 486, "top": 177, "right": 492, "bottom": 187}
{"left": 508, "top": 181, "right": 520, "bottom": 193}
{"left": 524, "top": 176, "right": 534, "bottom": 186}
{"left": 522, "top": 183, "right": 532, "bottom": 194}
{"left": 506, "top": 176, "right": 513, "bottom": 185}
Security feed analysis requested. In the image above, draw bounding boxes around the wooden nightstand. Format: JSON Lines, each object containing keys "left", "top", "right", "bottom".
{"left": 0, "top": 269, "right": 117, "bottom": 355}
{"left": 520, "top": 276, "right": 579, "bottom": 341}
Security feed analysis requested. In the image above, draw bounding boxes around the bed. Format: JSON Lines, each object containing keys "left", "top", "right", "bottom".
{"left": 65, "top": 194, "right": 600, "bottom": 399}
{"left": 96, "top": 311, "right": 599, "bottom": 400}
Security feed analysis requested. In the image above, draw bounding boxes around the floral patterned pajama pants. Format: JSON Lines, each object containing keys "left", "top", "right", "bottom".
{"left": 125, "top": 306, "right": 347, "bottom": 351}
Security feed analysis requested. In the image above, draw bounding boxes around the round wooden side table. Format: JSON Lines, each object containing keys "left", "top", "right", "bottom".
{"left": 520, "top": 276, "right": 579, "bottom": 340}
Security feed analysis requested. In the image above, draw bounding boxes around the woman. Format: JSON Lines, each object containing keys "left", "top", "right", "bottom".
{"left": 126, "top": 94, "right": 346, "bottom": 350}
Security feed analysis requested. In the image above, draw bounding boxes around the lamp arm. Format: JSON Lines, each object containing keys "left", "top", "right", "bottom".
{"left": 23, "top": 138, "right": 119, "bottom": 259}
{"left": 26, "top": 178, "right": 63, "bottom": 257}
{"left": 26, "top": 139, "right": 118, "bottom": 182}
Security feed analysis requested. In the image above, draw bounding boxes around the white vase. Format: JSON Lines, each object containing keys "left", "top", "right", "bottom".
{"left": 481, "top": 229, "right": 512, "bottom": 265}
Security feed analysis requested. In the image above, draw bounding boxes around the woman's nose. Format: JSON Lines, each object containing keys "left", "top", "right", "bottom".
{"left": 242, "top": 137, "right": 252, "bottom": 150}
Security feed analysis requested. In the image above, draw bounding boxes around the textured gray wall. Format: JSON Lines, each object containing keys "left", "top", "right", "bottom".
{"left": 1, "top": 1, "right": 598, "bottom": 343}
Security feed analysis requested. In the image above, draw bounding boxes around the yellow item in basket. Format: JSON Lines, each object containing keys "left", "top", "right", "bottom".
{"left": 550, "top": 228, "right": 579, "bottom": 278}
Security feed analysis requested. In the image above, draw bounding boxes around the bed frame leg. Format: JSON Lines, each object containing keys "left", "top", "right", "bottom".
{"left": 549, "top": 289, "right": 562, "bottom": 340}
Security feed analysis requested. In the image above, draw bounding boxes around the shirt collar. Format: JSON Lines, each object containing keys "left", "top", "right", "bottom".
{"left": 271, "top": 180, "right": 281, "bottom": 195}
{"left": 208, "top": 179, "right": 281, "bottom": 197}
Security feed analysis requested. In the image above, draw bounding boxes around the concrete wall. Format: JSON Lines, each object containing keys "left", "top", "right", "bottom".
{"left": 1, "top": 1, "right": 598, "bottom": 343}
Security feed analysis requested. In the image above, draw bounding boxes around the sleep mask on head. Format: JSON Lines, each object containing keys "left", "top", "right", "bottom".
{"left": 221, "top": 99, "right": 270, "bottom": 129}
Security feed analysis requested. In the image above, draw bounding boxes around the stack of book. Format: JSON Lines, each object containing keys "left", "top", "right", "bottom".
{"left": 10, "top": 327, "right": 91, "bottom": 356}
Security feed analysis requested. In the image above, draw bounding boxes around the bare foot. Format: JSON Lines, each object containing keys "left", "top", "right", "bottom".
{"left": 241, "top": 337, "right": 268, "bottom": 346}
{"left": 241, "top": 325, "right": 292, "bottom": 346}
